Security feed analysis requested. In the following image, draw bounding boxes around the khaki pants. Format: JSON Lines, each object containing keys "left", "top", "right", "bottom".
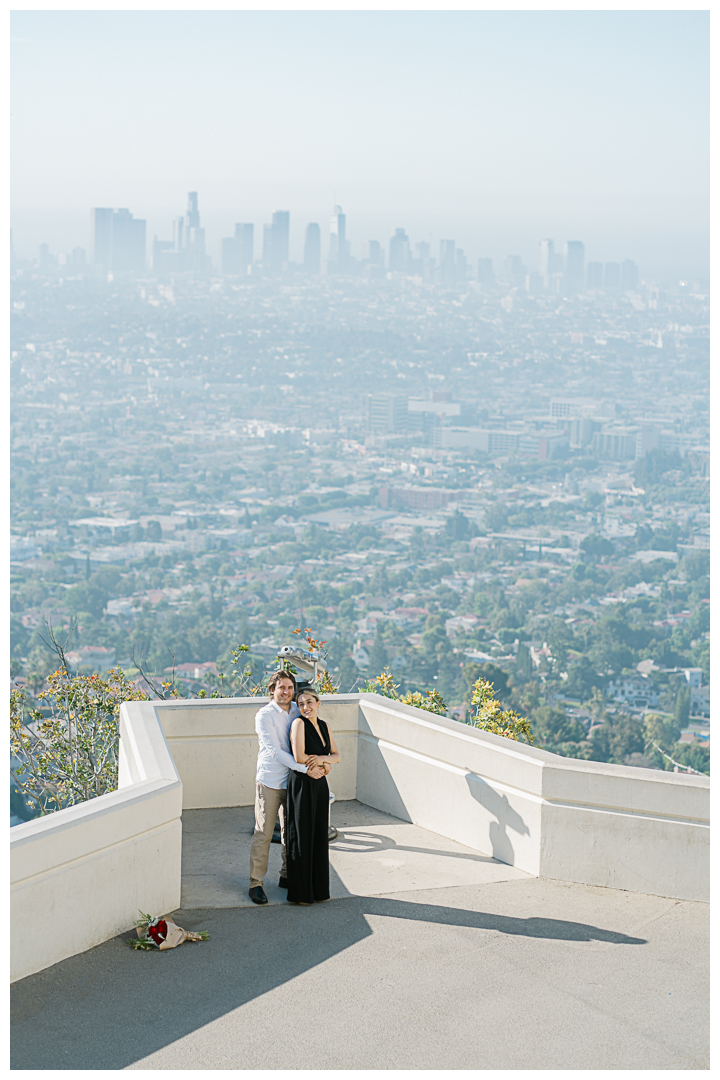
{"left": 249, "top": 782, "right": 287, "bottom": 887}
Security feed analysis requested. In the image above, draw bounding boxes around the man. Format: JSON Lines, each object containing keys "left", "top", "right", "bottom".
{"left": 248, "top": 669, "right": 325, "bottom": 904}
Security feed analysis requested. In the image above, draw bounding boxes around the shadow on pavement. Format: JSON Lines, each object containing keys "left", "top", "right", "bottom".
{"left": 10, "top": 894, "right": 646, "bottom": 1070}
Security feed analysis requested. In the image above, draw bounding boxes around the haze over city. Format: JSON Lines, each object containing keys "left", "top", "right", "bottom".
{"left": 10, "top": 6, "right": 710, "bottom": 794}
{"left": 11, "top": 8, "right": 709, "bottom": 281}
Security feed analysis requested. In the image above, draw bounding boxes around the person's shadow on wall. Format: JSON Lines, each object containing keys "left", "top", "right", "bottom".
{"left": 464, "top": 771, "right": 530, "bottom": 865}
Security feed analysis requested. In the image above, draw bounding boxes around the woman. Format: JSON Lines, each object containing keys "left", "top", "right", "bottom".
{"left": 286, "top": 687, "right": 340, "bottom": 905}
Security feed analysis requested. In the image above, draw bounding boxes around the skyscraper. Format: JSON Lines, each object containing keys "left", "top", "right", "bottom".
{"left": 586, "top": 261, "right": 603, "bottom": 289}
{"left": 477, "top": 258, "right": 494, "bottom": 286}
{"left": 504, "top": 255, "right": 525, "bottom": 287}
{"left": 304, "top": 223, "right": 321, "bottom": 274}
{"left": 186, "top": 192, "right": 200, "bottom": 230}
{"left": 563, "top": 241, "right": 585, "bottom": 293}
{"left": 272, "top": 210, "right": 290, "bottom": 272}
{"left": 455, "top": 249, "right": 467, "bottom": 285}
{"left": 221, "top": 223, "right": 254, "bottom": 275}
{"left": 152, "top": 192, "right": 211, "bottom": 274}
{"left": 262, "top": 224, "right": 274, "bottom": 272}
{"left": 621, "top": 259, "right": 639, "bottom": 291}
{"left": 111, "top": 209, "right": 146, "bottom": 273}
{"left": 604, "top": 262, "right": 621, "bottom": 289}
{"left": 539, "top": 239, "right": 554, "bottom": 286}
{"left": 183, "top": 192, "right": 208, "bottom": 272}
{"left": 93, "top": 208, "right": 113, "bottom": 270}
{"left": 92, "top": 207, "right": 145, "bottom": 272}
{"left": 388, "top": 228, "right": 410, "bottom": 273}
{"left": 329, "top": 205, "right": 348, "bottom": 272}
{"left": 364, "top": 240, "right": 384, "bottom": 266}
{"left": 439, "top": 239, "right": 456, "bottom": 286}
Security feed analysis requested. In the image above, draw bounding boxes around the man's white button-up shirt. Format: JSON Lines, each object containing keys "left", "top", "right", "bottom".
{"left": 255, "top": 699, "right": 308, "bottom": 790}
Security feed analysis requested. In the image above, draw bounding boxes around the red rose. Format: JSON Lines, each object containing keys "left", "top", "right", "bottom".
{"left": 148, "top": 919, "right": 168, "bottom": 946}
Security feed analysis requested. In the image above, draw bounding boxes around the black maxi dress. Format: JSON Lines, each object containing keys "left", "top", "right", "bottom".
{"left": 286, "top": 716, "right": 331, "bottom": 904}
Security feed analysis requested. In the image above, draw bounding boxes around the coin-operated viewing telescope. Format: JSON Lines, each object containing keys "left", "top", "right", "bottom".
{"left": 276, "top": 644, "right": 327, "bottom": 694}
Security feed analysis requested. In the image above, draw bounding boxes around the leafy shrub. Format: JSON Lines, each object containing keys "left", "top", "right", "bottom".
{"left": 363, "top": 668, "right": 448, "bottom": 716}
{"left": 10, "top": 667, "right": 146, "bottom": 816}
{"left": 469, "top": 678, "right": 537, "bottom": 745}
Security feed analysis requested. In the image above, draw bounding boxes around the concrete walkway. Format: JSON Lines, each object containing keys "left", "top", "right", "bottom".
{"left": 10, "top": 802, "right": 709, "bottom": 1070}
{"left": 180, "top": 800, "right": 531, "bottom": 909}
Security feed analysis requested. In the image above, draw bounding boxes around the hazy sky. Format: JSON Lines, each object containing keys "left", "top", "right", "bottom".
{"left": 10, "top": 8, "right": 710, "bottom": 278}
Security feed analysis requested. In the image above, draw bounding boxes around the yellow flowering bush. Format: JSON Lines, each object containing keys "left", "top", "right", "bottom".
{"left": 469, "top": 677, "right": 537, "bottom": 744}
{"left": 10, "top": 667, "right": 147, "bottom": 816}
{"left": 363, "top": 668, "right": 448, "bottom": 717}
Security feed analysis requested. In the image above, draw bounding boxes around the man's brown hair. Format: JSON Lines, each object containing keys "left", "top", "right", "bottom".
{"left": 267, "top": 669, "right": 297, "bottom": 695}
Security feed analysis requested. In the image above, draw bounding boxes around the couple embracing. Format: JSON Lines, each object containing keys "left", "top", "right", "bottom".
{"left": 248, "top": 669, "right": 340, "bottom": 906}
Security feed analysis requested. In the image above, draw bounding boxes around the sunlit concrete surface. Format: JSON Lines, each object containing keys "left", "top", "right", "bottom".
{"left": 11, "top": 803, "right": 708, "bottom": 1071}
{"left": 179, "top": 800, "right": 531, "bottom": 909}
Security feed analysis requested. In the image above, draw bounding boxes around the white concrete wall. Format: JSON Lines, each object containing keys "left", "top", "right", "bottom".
{"left": 10, "top": 701, "right": 182, "bottom": 983}
{"left": 155, "top": 694, "right": 358, "bottom": 808}
{"left": 10, "top": 690, "right": 709, "bottom": 983}
{"left": 355, "top": 695, "right": 709, "bottom": 902}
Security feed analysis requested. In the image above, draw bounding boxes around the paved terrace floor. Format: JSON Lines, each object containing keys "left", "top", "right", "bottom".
{"left": 11, "top": 801, "right": 709, "bottom": 1070}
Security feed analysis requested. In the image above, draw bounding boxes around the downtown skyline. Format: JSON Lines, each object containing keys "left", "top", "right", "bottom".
{"left": 11, "top": 9, "right": 709, "bottom": 281}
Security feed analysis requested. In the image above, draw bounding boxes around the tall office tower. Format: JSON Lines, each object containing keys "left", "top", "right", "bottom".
{"left": 388, "top": 228, "right": 410, "bottom": 272}
{"left": 262, "top": 224, "right": 274, "bottom": 271}
{"left": 455, "top": 249, "right": 467, "bottom": 284}
{"left": 329, "top": 205, "right": 348, "bottom": 272}
{"left": 621, "top": 259, "right": 639, "bottom": 291}
{"left": 153, "top": 193, "right": 210, "bottom": 274}
{"left": 184, "top": 192, "right": 208, "bottom": 271}
{"left": 604, "top": 262, "right": 621, "bottom": 289}
{"left": 504, "top": 255, "right": 525, "bottom": 286}
{"left": 39, "top": 243, "right": 54, "bottom": 272}
{"left": 173, "top": 216, "right": 184, "bottom": 252}
{"left": 477, "top": 258, "right": 494, "bottom": 286}
{"left": 415, "top": 241, "right": 430, "bottom": 264}
{"left": 304, "top": 223, "right": 321, "bottom": 274}
{"left": 368, "top": 394, "right": 408, "bottom": 434}
{"left": 563, "top": 241, "right": 585, "bottom": 292}
{"left": 221, "top": 223, "right": 253, "bottom": 275}
{"left": 153, "top": 238, "right": 174, "bottom": 271}
{"left": 271, "top": 210, "right": 290, "bottom": 273}
{"left": 539, "top": 239, "right": 554, "bottom": 286}
{"left": 586, "top": 261, "right": 603, "bottom": 289}
{"left": 93, "top": 208, "right": 114, "bottom": 269}
{"left": 439, "top": 239, "right": 456, "bottom": 286}
{"left": 550, "top": 251, "right": 564, "bottom": 274}
{"left": 186, "top": 192, "right": 200, "bottom": 230}
{"left": 221, "top": 236, "right": 238, "bottom": 275}
{"left": 113, "top": 209, "right": 146, "bottom": 272}
{"left": 237, "top": 223, "right": 254, "bottom": 270}
{"left": 363, "top": 240, "right": 384, "bottom": 266}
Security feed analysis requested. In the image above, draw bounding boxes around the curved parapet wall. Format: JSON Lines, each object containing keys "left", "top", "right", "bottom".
{"left": 10, "top": 701, "right": 182, "bottom": 983}
{"left": 152, "top": 694, "right": 359, "bottom": 808}
{"left": 10, "top": 692, "right": 708, "bottom": 982}
{"left": 355, "top": 695, "right": 709, "bottom": 902}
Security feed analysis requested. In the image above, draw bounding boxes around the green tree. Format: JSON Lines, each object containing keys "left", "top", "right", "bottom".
{"left": 368, "top": 625, "right": 388, "bottom": 673}
{"left": 11, "top": 666, "right": 147, "bottom": 816}
{"left": 674, "top": 684, "right": 691, "bottom": 727}
{"left": 580, "top": 533, "right": 614, "bottom": 558}
{"left": 644, "top": 712, "right": 682, "bottom": 767}
{"left": 533, "top": 706, "right": 585, "bottom": 747}
{"left": 445, "top": 510, "right": 476, "bottom": 542}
